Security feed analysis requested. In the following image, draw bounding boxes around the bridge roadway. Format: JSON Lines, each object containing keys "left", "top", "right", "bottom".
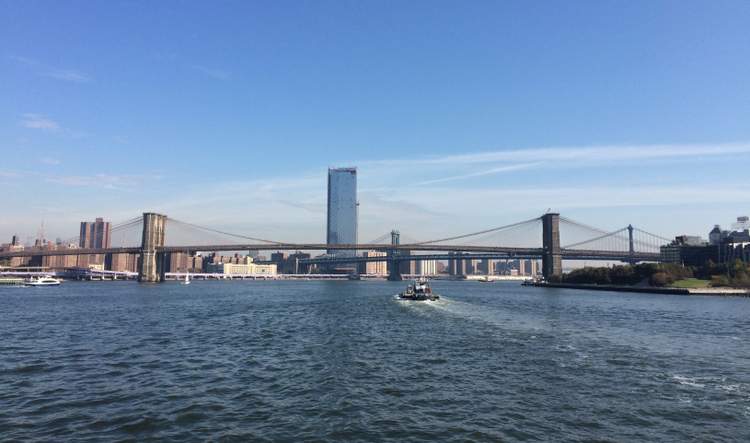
{"left": 302, "top": 251, "right": 659, "bottom": 265}
{"left": 0, "top": 243, "right": 660, "bottom": 262}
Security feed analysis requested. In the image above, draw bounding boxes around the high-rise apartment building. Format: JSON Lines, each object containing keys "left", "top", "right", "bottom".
{"left": 79, "top": 217, "right": 111, "bottom": 249}
{"left": 327, "top": 167, "right": 358, "bottom": 257}
{"left": 79, "top": 217, "right": 111, "bottom": 267}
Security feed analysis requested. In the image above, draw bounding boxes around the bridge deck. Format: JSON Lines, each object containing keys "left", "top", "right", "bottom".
{"left": 1, "top": 243, "right": 660, "bottom": 262}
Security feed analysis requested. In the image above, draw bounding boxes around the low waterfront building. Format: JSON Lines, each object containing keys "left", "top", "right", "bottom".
{"left": 660, "top": 235, "right": 717, "bottom": 267}
{"left": 205, "top": 256, "right": 277, "bottom": 275}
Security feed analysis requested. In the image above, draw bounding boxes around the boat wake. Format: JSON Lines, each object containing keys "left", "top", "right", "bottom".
{"left": 392, "top": 294, "right": 445, "bottom": 305}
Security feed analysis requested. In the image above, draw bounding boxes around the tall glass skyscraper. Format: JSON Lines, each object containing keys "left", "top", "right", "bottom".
{"left": 327, "top": 167, "right": 358, "bottom": 257}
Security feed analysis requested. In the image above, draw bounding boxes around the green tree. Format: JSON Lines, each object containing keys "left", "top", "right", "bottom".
{"left": 650, "top": 272, "right": 673, "bottom": 287}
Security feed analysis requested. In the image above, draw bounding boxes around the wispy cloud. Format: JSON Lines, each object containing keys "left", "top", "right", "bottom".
{"left": 44, "top": 69, "right": 91, "bottom": 83}
{"left": 18, "top": 113, "right": 92, "bottom": 139}
{"left": 10, "top": 56, "right": 91, "bottom": 83}
{"left": 366, "top": 142, "right": 750, "bottom": 167}
{"left": 1, "top": 169, "right": 157, "bottom": 190}
{"left": 44, "top": 173, "right": 160, "bottom": 190}
{"left": 354, "top": 141, "right": 750, "bottom": 188}
{"left": 192, "top": 65, "right": 231, "bottom": 80}
{"left": 40, "top": 157, "right": 62, "bottom": 165}
{"left": 416, "top": 162, "right": 542, "bottom": 185}
{"left": 20, "top": 113, "right": 60, "bottom": 131}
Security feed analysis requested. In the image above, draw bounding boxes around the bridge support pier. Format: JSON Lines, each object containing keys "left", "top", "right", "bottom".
{"left": 388, "top": 263, "right": 402, "bottom": 281}
{"left": 387, "top": 255, "right": 402, "bottom": 281}
{"left": 138, "top": 212, "right": 167, "bottom": 283}
{"left": 542, "top": 213, "right": 562, "bottom": 281}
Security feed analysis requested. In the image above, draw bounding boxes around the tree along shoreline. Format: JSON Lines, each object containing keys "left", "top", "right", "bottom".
{"left": 550, "top": 260, "right": 750, "bottom": 289}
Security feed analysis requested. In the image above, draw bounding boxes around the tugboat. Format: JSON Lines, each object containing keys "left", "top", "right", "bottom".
{"left": 399, "top": 277, "right": 440, "bottom": 301}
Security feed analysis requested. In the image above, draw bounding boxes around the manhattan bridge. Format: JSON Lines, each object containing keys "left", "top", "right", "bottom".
{"left": 0, "top": 212, "right": 671, "bottom": 282}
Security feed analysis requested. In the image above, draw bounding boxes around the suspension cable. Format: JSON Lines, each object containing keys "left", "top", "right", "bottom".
{"left": 167, "top": 218, "right": 287, "bottom": 245}
{"left": 403, "top": 216, "right": 541, "bottom": 246}
{"left": 366, "top": 233, "right": 392, "bottom": 244}
{"left": 633, "top": 227, "right": 672, "bottom": 243}
{"left": 562, "top": 227, "right": 628, "bottom": 249}
{"left": 558, "top": 216, "right": 612, "bottom": 235}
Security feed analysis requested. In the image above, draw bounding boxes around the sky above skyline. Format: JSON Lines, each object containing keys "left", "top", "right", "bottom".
{"left": 2, "top": 0, "right": 750, "bottom": 244}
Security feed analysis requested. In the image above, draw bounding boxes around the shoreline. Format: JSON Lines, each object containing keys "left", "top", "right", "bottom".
{"left": 528, "top": 282, "right": 750, "bottom": 297}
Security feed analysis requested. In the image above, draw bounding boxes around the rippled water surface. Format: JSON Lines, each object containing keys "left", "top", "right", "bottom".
{"left": 1, "top": 281, "right": 749, "bottom": 442}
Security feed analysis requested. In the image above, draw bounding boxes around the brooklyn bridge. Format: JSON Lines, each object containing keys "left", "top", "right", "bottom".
{"left": 0, "top": 212, "right": 671, "bottom": 282}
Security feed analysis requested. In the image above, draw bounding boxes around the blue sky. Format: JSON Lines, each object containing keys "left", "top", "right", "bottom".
{"left": 1, "top": 0, "right": 749, "bottom": 244}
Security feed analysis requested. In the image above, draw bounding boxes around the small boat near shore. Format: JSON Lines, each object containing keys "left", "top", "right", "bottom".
{"left": 399, "top": 278, "right": 440, "bottom": 301}
{"left": 24, "top": 276, "right": 62, "bottom": 286}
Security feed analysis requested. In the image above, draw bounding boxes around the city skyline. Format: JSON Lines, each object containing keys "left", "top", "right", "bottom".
{"left": 2, "top": 2, "right": 750, "bottom": 242}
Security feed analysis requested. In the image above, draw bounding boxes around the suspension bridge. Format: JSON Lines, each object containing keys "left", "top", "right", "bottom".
{"left": 0, "top": 212, "right": 671, "bottom": 282}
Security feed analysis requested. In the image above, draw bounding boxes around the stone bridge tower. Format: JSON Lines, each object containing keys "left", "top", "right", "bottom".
{"left": 542, "top": 213, "right": 562, "bottom": 280}
{"left": 138, "top": 212, "right": 167, "bottom": 282}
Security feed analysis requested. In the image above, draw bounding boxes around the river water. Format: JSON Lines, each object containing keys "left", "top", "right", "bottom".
{"left": 1, "top": 281, "right": 748, "bottom": 442}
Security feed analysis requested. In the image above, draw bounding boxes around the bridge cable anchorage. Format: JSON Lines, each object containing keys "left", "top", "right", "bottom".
{"left": 166, "top": 218, "right": 289, "bottom": 245}
{"left": 402, "top": 216, "right": 542, "bottom": 246}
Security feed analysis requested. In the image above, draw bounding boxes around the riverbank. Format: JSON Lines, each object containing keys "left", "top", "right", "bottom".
{"left": 528, "top": 281, "right": 750, "bottom": 297}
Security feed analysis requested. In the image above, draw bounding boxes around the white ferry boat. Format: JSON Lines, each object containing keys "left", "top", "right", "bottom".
{"left": 24, "top": 276, "right": 62, "bottom": 286}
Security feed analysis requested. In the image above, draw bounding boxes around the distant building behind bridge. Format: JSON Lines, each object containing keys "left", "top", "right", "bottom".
{"left": 326, "top": 167, "right": 358, "bottom": 273}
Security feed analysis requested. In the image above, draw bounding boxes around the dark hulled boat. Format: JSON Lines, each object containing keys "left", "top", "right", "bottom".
{"left": 398, "top": 278, "right": 440, "bottom": 301}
